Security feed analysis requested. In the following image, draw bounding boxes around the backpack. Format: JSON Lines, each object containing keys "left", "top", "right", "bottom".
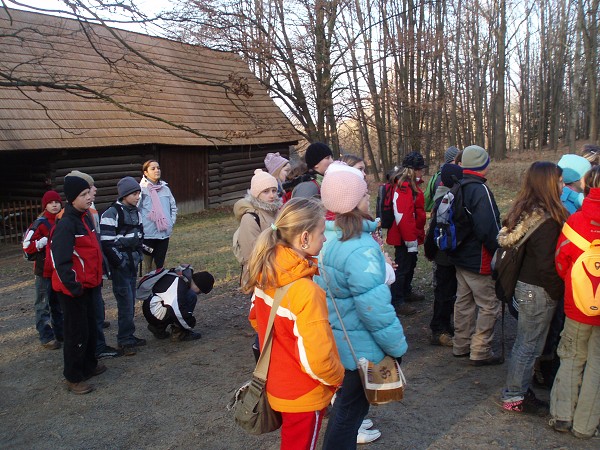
{"left": 424, "top": 171, "right": 440, "bottom": 213}
{"left": 232, "top": 212, "right": 261, "bottom": 264}
{"left": 376, "top": 183, "right": 395, "bottom": 229}
{"left": 561, "top": 222, "right": 600, "bottom": 316}
{"left": 432, "top": 178, "right": 476, "bottom": 252}
{"left": 492, "top": 218, "right": 547, "bottom": 312}
{"left": 22, "top": 216, "right": 50, "bottom": 261}
{"left": 136, "top": 264, "right": 192, "bottom": 301}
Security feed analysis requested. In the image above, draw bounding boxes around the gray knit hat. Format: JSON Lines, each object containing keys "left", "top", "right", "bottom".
{"left": 444, "top": 146, "right": 460, "bottom": 164}
{"left": 117, "top": 176, "right": 141, "bottom": 199}
{"left": 461, "top": 145, "right": 490, "bottom": 171}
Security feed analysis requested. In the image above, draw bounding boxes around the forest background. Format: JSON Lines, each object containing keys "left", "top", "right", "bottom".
{"left": 4, "top": 0, "right": 600, "bottom": 180}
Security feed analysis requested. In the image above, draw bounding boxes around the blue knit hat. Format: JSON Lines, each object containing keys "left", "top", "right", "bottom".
{"left": 558, "top": 154, "right": 592, "bottom": 184}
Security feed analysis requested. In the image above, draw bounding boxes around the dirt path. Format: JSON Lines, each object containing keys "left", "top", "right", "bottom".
{"left": 0, "top": 248, "right": 597, "bottom": 449}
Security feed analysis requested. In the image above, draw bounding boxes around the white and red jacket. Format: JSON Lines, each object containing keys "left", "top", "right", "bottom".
{"left": 386, "top": 180, "right": 426, "bottom": 247}
{"left": 51, "top": 204, "right": 103, "bottom": 297}
{"left": 22, "top": 210, "right": 58, "bottom": 277}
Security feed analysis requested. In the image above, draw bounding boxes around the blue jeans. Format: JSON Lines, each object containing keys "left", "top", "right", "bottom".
{"left": 322, "top": 369, "right": 369, "bottom": 450}
{"left": 34, "top": 276, "right": 63, "bottom": 343}
{"left": 92, "top": 285, "right": 107, "bottom": 353}
{"left": 502, "top": 281, "right": 556, "bottom": 401}
{"left": 111, "top": 266, "right": 137, "bottom": 346}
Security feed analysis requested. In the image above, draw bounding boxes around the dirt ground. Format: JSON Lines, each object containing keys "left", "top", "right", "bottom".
{"left": 0, "top": 245, "right": 598, "bottom": 450}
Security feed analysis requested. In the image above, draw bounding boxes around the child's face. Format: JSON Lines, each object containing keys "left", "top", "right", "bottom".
{"left": 297, "top": 218, "right": 326, "bottom": 257}
{"left": 357, "top": 193, "right": 370, "bottom": 214}
{"left": 278, "top": 164, "right": 291, "bottom": 182}
{"left": 258, "top": 187, "right": 278, "bottom": 203}
{"left": 45, "top": 200, "right": 62, "bottom": 215}
{"left": 89, "top": 185, "right": 97, "bottom": 202}
{"left": 144, "top": 162, "right": 161, "bottom": 183}
{"left": 72, "top": 189, "right": 92, "bottom": 212}
{"left": 122, "top": 191, "right": 141, "bottom": 207}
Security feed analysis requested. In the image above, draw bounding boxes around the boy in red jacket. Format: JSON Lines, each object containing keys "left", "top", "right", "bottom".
{"left": 23, "top": 190, "right": 64, "bottom": 350}
{"left": 51, "top": 176, "right": 105, "bottom": 395}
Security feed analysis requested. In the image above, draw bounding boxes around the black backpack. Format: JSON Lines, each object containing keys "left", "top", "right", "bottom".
{"left": 376, "top": 183, "right": 395, "bottom": 229}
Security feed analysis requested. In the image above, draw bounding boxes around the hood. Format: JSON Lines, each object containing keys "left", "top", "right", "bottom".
{"left": 581, "top": 187, "right": 600, "bottom": 222}
{"left": 140, "top": 176, "right": 167, "bottom": 188}
{"left": 433, "top": 185, "right": 450, "bottom": 203}
{"left": 269, "top": 245, "right": 319, "bottom": 287}
{"left": 324, "top": 219, "right": 378, "bottom": 234}
{"left": 233, "top": 193, "right": 281, "bottom": 221}
{"left": 497, "top": 209, "right": 546, "bottom": 247}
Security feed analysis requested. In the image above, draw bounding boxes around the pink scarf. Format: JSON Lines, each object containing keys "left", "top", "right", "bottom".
{"left": 148, "top": 183, "right": 169, "bottom": 231}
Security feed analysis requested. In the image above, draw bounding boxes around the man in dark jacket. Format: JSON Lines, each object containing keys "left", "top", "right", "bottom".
{"left": 448, "top": 145, "right": 502, "bottom": 366}
{"left": 51, "top": 176, "right": 106, "bottom": 394}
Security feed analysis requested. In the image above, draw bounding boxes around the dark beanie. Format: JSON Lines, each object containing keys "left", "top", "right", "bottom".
{"left": 441, "top": 164, "right": 463, "bottom": 188}
{"left": 64, "top": 175, "right": 90, "bottom": 203}
{"left": 305, "top": 142, "right": 333, "bottom": 170}
{"left": 117, "top": 176, "right": 141, "bottom": 199}
{"left": 192, "top": 271, "right": 215, "bottom": 294}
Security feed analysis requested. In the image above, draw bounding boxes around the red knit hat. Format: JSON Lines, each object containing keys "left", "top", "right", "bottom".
{"left": 42, "top": 190, "right": 62, "bottom": 209}
{"left": 321, "top": 162, "right": 368, "bottom": 214}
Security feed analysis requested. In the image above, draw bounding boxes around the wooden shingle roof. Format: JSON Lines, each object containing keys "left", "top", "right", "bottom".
{"left": 0, "top": 8, "right": 300, "bottom": 151}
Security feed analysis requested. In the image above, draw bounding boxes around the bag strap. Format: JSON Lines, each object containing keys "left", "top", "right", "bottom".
{"left": 562, "top": 222, "right": 590, "bottom": 251}
{"left": 253, "top": 281, "right": 295, "bottom": 380}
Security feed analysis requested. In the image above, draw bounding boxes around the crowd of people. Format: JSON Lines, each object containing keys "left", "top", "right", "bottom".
{"left": 22, "top": 142, "right": 600, "bottom": 448}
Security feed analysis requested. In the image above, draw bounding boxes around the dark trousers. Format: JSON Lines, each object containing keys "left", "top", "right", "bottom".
{"left": 430, "top": 263, "right": 457, "bottom": 336}
{"left": 92, "top": 285, "right": 107, "bottom": 353}
{"left": 142, "top": 237, "right": 170, "bottom": 271}
{"left": 391, "top": 245, "right": 417, "bottom": 306}
{"left": 58, "top": 289, "right": 98, "bottom": 383}
{"left": 322, "top": 369, "right": 369, "bottom": 450}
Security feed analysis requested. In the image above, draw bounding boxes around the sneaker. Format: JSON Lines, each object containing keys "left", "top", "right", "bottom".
{"left": 502, "top": 390, "right": 549, "bottom": 416}
{"left": 357, "top": 428, "right": 381, "bottom": 444}
{"left": 96, "top": 345, "right": 123, "bottom": 359}
{"left": 119, "top": 344, "right": 137, "bottom": 356}
{"left": 431, "top": 333, "right": 453, "bottom": 347}
{"left": 406, "top": 292, "right": 425, "bottom": 302}
{"left": 147, "top": 324, "right": 170, "bottom": 339}
{"left": 359, "top": 419, "right": 373, "bottom": 430}
{"left": 470, "top": 355, "right": 504, "bottom": 366}
{"left": 549, "top": 418, "right": 572, "bottom": 433}
{"left": 84, "top": 363, "right": 107, "bottom": 380}
{"left": 132, "top": 336, "right": 147, "bottom": 347}
{"left": 180, "top": 330, "right": 202, "bottom": 341}
{"left": 42, "top": 339, "right": 61, "bottom": 350}
{"left": 65, "top": 380, "right": 94, "bottom": 395}
{"left": 394, "top": 304, "right": 417, "bottom": 316}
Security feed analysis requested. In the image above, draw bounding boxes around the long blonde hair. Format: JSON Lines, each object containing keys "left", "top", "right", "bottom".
{"left": 393, "top": 167, "right": 418, "bottom": 191}
{"left": 243, "top": 197, "right": 324, "bottom": 292}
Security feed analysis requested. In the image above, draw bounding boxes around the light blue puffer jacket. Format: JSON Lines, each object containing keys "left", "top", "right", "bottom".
{"left": 138, "top": 177, "right": 177, "bottom": 239}
{"left": 315, "top": 219, "right": 408, "bottom": 370}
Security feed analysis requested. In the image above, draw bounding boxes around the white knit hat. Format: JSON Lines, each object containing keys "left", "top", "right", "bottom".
{"left": 321, "top": 162, "right": 368, "bottom": 214}
{"left": 250, "top": 169, "right": 278, "bottom": 197}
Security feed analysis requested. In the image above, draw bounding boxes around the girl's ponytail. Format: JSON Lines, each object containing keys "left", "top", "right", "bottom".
{"left": 244, "top": 197, "right": 324, "bottom": 292}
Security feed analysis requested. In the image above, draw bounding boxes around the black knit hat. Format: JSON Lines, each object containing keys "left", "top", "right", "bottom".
{"left": 192, "top": 271, "right": 215, "bottom": 294}
{"left": 64, "top": 175, "right": 90, "bottom": 203}
{"left": 441, "top": 164, "right": 463, "bottom": 188}
{"left": 305, "top": 142, "right": 333, "bottom": 170}
{"left": 402, "top": 151, "right": 428, "bottom": 170}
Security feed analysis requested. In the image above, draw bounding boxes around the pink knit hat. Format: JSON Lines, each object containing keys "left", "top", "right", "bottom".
{"left": 321, "top": 162, "right": 368, "bottom": 214}
{"left": 264, "top": 152, "right": 289, "bottom": 175}
{"left": 250, "top": 169, "right": 278, "bottom": 197}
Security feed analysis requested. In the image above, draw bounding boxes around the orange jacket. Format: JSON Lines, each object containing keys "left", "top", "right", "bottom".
{"left": 249, "top": 245, "right": 344, "bottom": 413}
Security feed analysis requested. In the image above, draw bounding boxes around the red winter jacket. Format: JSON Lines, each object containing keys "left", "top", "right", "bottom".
{"left": 386, "top": 180, "right": 426, "bottom": 246}
{"left": 51, "top": 204, "right": 103, "bottom": 297}
{"left": 555, "top": 187, "right": 600, "bottom": 326}
{"left": 23, "top": 210, "right": 57, "bottom": 277}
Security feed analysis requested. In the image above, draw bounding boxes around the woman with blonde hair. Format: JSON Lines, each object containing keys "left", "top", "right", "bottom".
{"left": 245, "top": 197, "right": 344, "bottom": 450}
{"left": 498, "top": 161, "right": 568, "bottom": 415}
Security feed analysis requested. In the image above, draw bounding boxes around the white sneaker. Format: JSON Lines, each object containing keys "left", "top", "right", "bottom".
{"left": 357, "top": 428, "right": 381, "bottom": 444}
{"left": 359, "top": 418, "right": 373, "bottom": 430}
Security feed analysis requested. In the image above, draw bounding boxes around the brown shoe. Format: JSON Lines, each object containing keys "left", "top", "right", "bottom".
{"left": 84, "top": 363, "right": 107, "bottom": 380}
{"left": 65, "top": 380, "right": 94, "bottom": 395}
{"left": 431, "top": 333, "right": 454, "bottom": 347}
{"left": 42, "top": 340, "right": 61, "bottom": 350}
{"left": 395, "top": 304, "right": 417, "bottom": 316}
{"left": 119, "top": 344, "right": 137, "bottom": 356}
{"left": 470, "top": 355, "right": 504, "bottom": 366}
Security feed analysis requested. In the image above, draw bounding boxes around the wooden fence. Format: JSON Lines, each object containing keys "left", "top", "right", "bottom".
{"left": 0, "top": 200, "right": 42, "bottom": 244}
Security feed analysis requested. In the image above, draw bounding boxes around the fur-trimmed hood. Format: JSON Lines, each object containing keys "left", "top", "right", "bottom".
{"left": 497, "top": 209, "right": 547, "bottom": 247}
{"left": 233, "top": 193, "right": 281, "bottom": 222}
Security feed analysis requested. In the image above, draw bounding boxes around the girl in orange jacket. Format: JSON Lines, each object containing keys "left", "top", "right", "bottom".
{"left": 245, "top": 197, "right": 344, "bottom": 450}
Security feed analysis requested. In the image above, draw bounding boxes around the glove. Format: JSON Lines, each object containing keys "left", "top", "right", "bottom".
{"left": 406, "top": 240, "right": 418, "bottom": 253}
{"left": 35, "top": 237, "right": 48, "bottom": 250}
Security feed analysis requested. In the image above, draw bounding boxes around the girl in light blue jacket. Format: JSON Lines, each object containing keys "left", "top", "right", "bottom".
{"left": 138, "top": 160, "right": 177, "bottom": 273}
{"left": 315, "top": 162, "right": 407, "bottom": 450}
